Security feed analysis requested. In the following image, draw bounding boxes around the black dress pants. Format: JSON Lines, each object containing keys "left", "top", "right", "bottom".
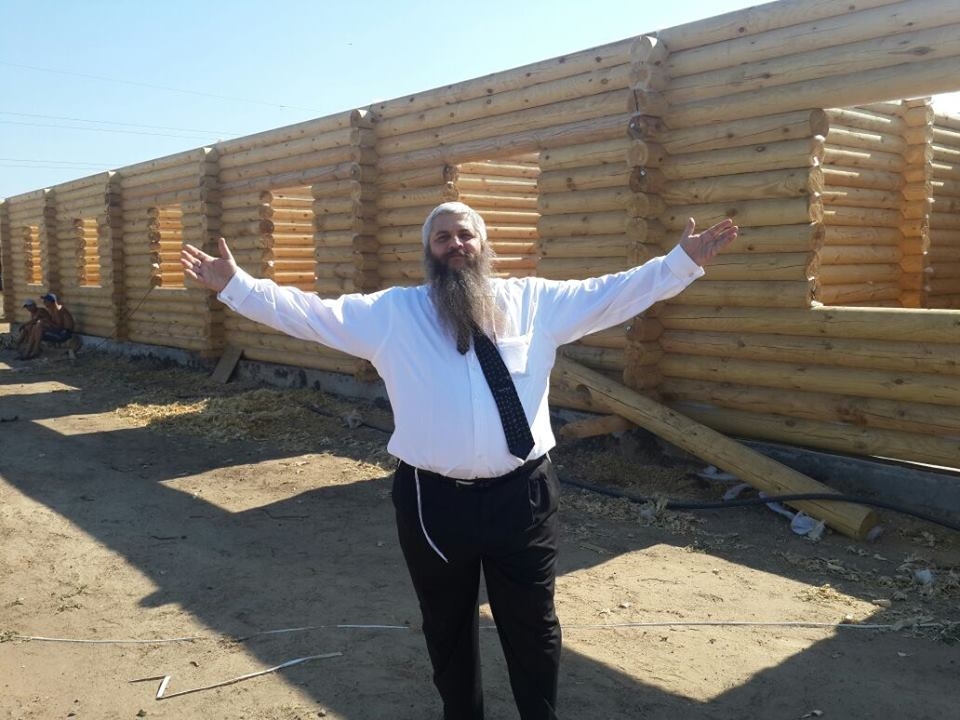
{"left": 392, "top": 456, "right": 561, "bottom": 720}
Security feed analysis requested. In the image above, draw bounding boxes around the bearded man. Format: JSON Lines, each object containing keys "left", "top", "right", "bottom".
{"left": 182, "top": 201, "right": 737, "bottom": 720}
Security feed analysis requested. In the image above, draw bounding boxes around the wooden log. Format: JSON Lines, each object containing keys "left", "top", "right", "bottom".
{"left": 215, "top": 110, "right": 368, "bottom": 154}
{"left": 652, "top": 138, "right": 824, "bottom": 180}
{"left": 697, "top": 252, "right": 814, "bottom": 282}
{"left": 378, "top": 90, "right": 628, "bottom": 156}
{"left": 538, "top": 164, "right": 632, "bottom": 194}
{"left": 540, "top": 139, "right": 628, "bottom": 170}
{"left": 816, "top": 282, "right": 902, "bottom": 305}
{"left": 664, "top": 280, "right": 813, "bottom": 308}
{"left": 530, "top": 257, "right": 630, "bottom": 280}
{"left": 822, "top": 146, "right": 905, "bottom": 173}
{"left": 664, "top": 0, "right": 936, "bottom": 75}
{"left": 558, "top": 414, "right": 635, "bottom": 441}
{"left": 820, "top": 245, "right": 902, "bottom": 265}
{"left": 376, "top": 114, "right": 627, "bottom": 174}
{"left": 660, "top": 328, "right": 960, "bottom": 375}
{"left": 456, "top": 176, "right": 538, "bottom": 194}
{"left": 378, "top": 64, "right": 632, "bottom": 137}
{"left": 221, "top": 162, "right": 368, "bottom": 193}
{"left": 825, "top": 106, "right": 902, "bottom": 134}
{"left": 538, "top": 211, "right": 628, "bottom": 238}
{"left": 662, "top": 197, "right": 821, "bottom": 231}
{"left": 818, "top": 263, "right": 901, "bottom": 286}
{"left": 560, "top": 344, "right": 625, "bottom": 372}
{"left": 821, "top": 165, "right": 902, "bottom": 192}
{"left": 660, "top": 352, "right": 960, "bottom": 407}
{"left": 657, "top": 306, "right": 960, "bottom": 343}
{"left": 667, "top": 55, "right": 960, "bottom": 129}
{"left": 220, "top": 144, "right": 373, "bottom": 185}
{"left": 377, "top": 165, "right": 459, "bottom": 192}
{"left": 666, "top": 21, "right": 960, "bottom": 106}
{"left": 538, "top": 188, "right": 632, "bottom": 214}
{"left": 540, "top": 236, "right": 630, "bottom": 259}
{"left": 660, "top": 168, "right": 819, "bottom": 204}
{"left": 822, "top": 225, "right": 901, "bottom": 246}
{"left": 553, "top": 356, "right": 878, "bottom": 539}
{"left": 673, "top": 401, "right": 960, "bottom": 472}
{"left": 373, "top": 38, "right": 633, "bottom": 120}
{"left": 118, "top": 148, "right": 211, "bottom": 178}
{"left": 459, "top": 192, "right": 539, "bottom": 210}
{"left": 219, "top": 127, "right": 368, "bottom": 170}
{"left": 826, "top": 125, "right": 907, "bottom": 155}
{"left": 457, "top": 159, "right": 539, "bottom": 177}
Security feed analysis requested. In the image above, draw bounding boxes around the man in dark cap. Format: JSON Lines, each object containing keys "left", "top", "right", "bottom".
{"left": 16, "top": 299, "right": 51, "bottom": 357}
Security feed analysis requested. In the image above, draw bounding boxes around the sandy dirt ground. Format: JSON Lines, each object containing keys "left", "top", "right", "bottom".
{"left": 1, "top": 337, "right": 958, "bottom": 720}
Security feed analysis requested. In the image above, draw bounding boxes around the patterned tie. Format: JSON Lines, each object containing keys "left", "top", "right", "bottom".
{"left": 472, "top": 329, "right": 535, "bottom": 461}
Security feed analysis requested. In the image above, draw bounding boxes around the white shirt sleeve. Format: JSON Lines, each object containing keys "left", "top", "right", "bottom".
{"left": 537, "top": 244, "right": 704, "bottom": 345}
{"left": 217, "top": 268, "right": 387, "bottom": 361}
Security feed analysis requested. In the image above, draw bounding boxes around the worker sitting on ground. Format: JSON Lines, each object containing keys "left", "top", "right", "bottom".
{"left": 16, "top": 299, "right": 52, "bottom": 356}
{"left": 19, "top": 292, "right": 75, "bottom": 360}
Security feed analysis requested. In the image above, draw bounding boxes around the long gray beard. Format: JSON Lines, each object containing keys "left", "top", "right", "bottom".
{"left": 426, "top": 243, "right": 497, "bottom": 354}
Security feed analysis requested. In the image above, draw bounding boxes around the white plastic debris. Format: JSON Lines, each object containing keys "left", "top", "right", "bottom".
{"left": 697, "top": 465, "right": 739, "bottom": 483}
{"left": 913, "top": 568, "right": 936, "bottom": 586}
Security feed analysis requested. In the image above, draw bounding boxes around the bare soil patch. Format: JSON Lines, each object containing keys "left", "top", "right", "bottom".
{"left": 1, "top": 342, "right": 958, "bottom": 719}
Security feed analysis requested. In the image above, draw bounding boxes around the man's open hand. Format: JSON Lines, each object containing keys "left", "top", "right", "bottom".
{"left": 180, "top": 237, "right": 238, "bottom": 293}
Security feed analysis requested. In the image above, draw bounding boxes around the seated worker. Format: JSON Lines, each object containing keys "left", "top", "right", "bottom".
{"left": 19, "top": 292, "right": 75, "bottom": 360}
{"left": 16, "top": 299, "right": 51, "bottom": 355}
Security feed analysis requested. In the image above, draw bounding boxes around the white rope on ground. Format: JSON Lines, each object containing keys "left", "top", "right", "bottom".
{"left": 129, "top": 651, "right": 343, "bottom": 700}
{"left": 8, "top": 617, "right": 954, "bottom": 646}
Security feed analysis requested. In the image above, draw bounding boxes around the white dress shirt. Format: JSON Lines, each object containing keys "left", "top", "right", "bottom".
{"left": 218, "top": 245, "right": 703, "bottom": 479}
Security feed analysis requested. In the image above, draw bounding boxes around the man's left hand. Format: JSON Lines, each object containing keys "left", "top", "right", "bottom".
{"left": 679, "top": 218, "right": 738, "bottom": 267}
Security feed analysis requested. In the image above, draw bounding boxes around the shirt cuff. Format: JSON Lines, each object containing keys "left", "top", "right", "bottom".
{"left": 664, "top": 244, "right": 706, "bottom": 282}
{"left": 217, "top": 268, "right": 258, "bottom": 310}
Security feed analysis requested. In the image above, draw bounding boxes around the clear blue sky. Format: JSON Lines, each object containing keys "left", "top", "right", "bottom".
{"left": 1, "top": 0, "right": 958, "bottom": 200}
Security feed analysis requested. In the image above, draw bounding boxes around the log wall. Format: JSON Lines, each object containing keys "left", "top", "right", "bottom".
{"left": 51, "top": 173, "right": 123, "bottom": 338}
{"left": 623, "top": 0, "right": 960, "bottom": 467}
{"left": 928, "top": 111, "right": 960, "bottom": 308}
{"left": 215, "top": 110, "right": 376, "bottom": 374}
{"left": 116, "top": 147, "right": 221, "bottom": 354}
{"left": 1, "top": 189, "right": 52, "bottom": 323}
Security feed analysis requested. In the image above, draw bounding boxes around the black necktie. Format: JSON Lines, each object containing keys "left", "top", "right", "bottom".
{"left": 472, "top": 329, "right": 535, "bottom": 461}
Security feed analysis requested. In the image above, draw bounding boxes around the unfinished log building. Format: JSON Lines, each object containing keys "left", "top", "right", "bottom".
{"left": 2, "top": 0, "right": 959, "bottom": 469}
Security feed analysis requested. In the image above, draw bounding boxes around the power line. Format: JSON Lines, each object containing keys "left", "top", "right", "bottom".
{"left": 0, "top": 61, "right": 323, "bottom": 113}
{"left": 0, "top": 119, "right": 218, "bottom": 140}
{"left": 0, "top": 110, "right": 236, "bottom": 136}
{"left": 0, "top": 158, "right": 115, "bottom": 166}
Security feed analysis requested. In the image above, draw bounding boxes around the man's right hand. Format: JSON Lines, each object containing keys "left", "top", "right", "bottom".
{"left": 180, "top": 237, "right": 238, "bottom": 293}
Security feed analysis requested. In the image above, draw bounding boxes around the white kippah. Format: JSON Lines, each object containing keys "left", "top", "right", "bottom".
{"left": 422, "top": 202, "right": 487, "bottom": 247}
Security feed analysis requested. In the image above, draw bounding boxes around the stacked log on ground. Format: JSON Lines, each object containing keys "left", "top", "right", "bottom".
{"left": 927, "top": 110, "right": 960, "bottom": 308}
{"left": 817, "top": 102, "right": 923, "bottom": 307}
{"left": 48, "top": 173, "right": 123, "bottom": 338}
{"left": 457, "top": 156, "right": 540, "bottom": 278}
{"left": 0, "top": 189, "right": 49, "bottom": 319}
{"left": 653, "top": 304, "right": 960, "bottom": 468}
{"left": 118, "top": 148, "right": 222, "bottom": 353}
